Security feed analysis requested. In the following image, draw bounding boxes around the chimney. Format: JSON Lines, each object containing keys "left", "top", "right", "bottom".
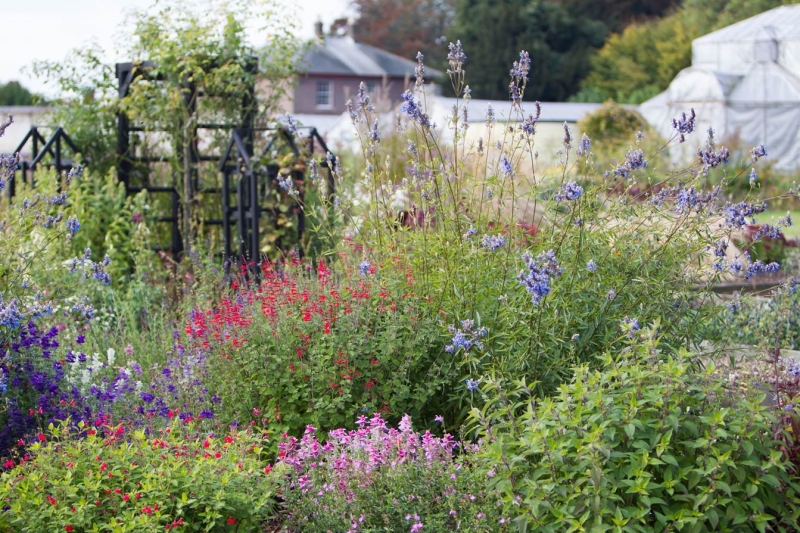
{"left": 314, "top": 20, "right": 324, "bottom": 39}
{"left": 346, "top": 16, "right": 356, "bottom": 40}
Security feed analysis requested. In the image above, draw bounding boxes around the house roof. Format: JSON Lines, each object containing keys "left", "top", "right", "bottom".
{"left": 694, "top": 4, "right": 800, "bottom": 43}
{"left": 300, "top": 36, "right": 444, "bottom": 79}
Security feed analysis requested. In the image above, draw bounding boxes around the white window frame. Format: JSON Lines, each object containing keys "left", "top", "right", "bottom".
{"left": 316, "top": 80, "right": 333, "bottom": 109}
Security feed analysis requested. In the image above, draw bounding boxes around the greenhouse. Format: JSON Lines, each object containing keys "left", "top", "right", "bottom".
{"left": 640, "top": 4, "right": 800, "bottom": 169}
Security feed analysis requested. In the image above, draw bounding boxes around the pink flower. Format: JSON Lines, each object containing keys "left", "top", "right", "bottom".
{"left": 410, "top": 523, "right": 423, "bottom": 533}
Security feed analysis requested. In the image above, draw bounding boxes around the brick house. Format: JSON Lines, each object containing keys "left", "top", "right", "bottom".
{"left": 288, "top": 21, "right": 443, "bottom": 117}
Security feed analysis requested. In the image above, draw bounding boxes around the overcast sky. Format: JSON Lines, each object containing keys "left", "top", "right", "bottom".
{"left": 0, "top": 0, "right": 353, "bottom": 97}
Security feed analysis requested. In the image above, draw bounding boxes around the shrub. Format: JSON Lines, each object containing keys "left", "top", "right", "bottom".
{"left": 277, "top": 413, "right": 508, "bottom": 532}
{"left": 0, "top": 420, "right": 275, "bottom": 532}
{"left": 183, "top": 249, "right": 445, "bottom": 437}
{"left": 471, "top": 332, "right": 800, "bottom": 532}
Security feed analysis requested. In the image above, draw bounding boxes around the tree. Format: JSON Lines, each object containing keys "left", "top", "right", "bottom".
{"left": 448, "top": 0, "right": 607, "bottom": 101}
{"left": 0, "top": 81, "right": 40, "bottom": 106}
{"left": 345, "top": 0, "right": 456, "bottom": 66}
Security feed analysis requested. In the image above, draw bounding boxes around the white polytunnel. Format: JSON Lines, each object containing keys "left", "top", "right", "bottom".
{"left": 639, "top": 4, "right": 800, "bottom": 170}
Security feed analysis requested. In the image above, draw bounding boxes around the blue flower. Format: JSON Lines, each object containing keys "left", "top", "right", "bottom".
{"left": 518, "top": 251, "right": 561, "bottom": 305}
{"left": 480, "top": 234, "right": 506, "bottom": 251}
{"left": 671, "top": 108, "right": 696, "bottom": 143}
{"left": 576, "top": 134, "right": 591, "bottom": 156}
{"left": 750, "top": 144, "right": 767, "bottom": 162}
{"left": 277, "top": 174, "right": 298, "bottom": 197}
{"left": 359, "top": 259, "right": 372, "bottom": 276}
{"left": 465, "top": 378, "right": 479, "bottom": 391}
{"left": 586, "top": 260, "right": 596, "bottom": 272}
{"left": 499, "top": 155, "right": 513, "bottom": 178}
{"left": 400, "top": 91, "right": 431, "bottom": 129}
{"left": 447, "top": 40, "right": 466, "bottom": 74}
{"left": 621, "top": 316, "right": 640, "bottom": 337}
{"left": 554, "top": 181, "right": 583, "bottom": 201}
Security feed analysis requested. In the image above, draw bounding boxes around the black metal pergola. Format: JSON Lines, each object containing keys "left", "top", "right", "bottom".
{"left": 6, "top": 57, "right": 336, "bottom": 265}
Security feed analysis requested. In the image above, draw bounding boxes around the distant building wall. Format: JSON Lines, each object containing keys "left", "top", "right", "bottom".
{"left": 0, "top": 107, "right": 54, "bottom": 158}
{"left": 293, "top": 74, "right": 410, "bottom": 115}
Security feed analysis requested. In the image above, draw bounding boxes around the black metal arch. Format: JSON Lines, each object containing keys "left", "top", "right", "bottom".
{"left": 115, "top": 58, "right": 258, "bottom": 256}
{"left": 219, "top": 126, "right": 336, "bottom": 264}
{"left": 6, "top": 126, "right": 82, "bottom": 202}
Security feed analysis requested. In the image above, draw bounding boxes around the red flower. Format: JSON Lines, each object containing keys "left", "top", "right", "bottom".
{"left": 38, "top": 433, "right": 46, "bottom": 442}
{"left": 65, "top": 526, "right": 74, "bottom": 532}
{"left": 3, "top": 460, "right": 13, "bottom": 469}
{"left": 227, "top": 517, "right": 236, "bottom": 525}
{"left": 47, "top": 496, "right": 57, "bottom": 505}
{"left": 264, "top": 464, "right": 273, "bottom": 474}
{"left": 87, "top": 428, "right": 97, "bottom": 436}
{"left": 214, "top": 452, "right": 221, "bottom": 459}
{"left": 142, "top": 506, "right": 153, "bottom": 515}
{"left": 100, "top": 462, "right": 108, "bottom": 472}
{"left": 203, "top": 440, "right": 210, "bottom": 448}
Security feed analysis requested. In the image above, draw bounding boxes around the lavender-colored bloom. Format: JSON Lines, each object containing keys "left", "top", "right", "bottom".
{"left": 359, "top": 259, "right": 371, "bottom": 276}
{"left": 609, "top": 149, "right": 648, "bottom": 178}
{"left": 277, "top": 174, "right": 299, "bottom": 197}
{"left": 745, "top": 260, "right": 780, "bottom": 280}
{"left": 518, "top": 250, "right": 561, "bottom": 305}
{"left": 750, "top": 144, "right": 767, "bottom": 162}
{"left": 672, "top": 108, "right": 696, "bottom": 143}
{"left": 554, "top": 181, "right": 583, "bottom": 201}
{"left": 521, "top": 114, "right": 536, "bottom": 136}
{"left": 576, "top": 134, "right": 591, "bottom": 156}
{"left": 485, "top": 104, "right": 495, "bottom": 126}
{"left": 464, "top": 226, "right": 477, "bottom": 240}
{"left": 722, "top": 201, "right": 768, "bottom": 228}
{"left": 445, "top": 320, "right": 487, "bottom": 353}
{"left": 400, "top": 91, "right": 431, "bottom": 129}
{"left": 447, "top": 40, "right": 466, "bottom": 74}
{"left": 562, "top": 122, "right": 571, "bottom": 148}
{"left": 499, "top": 155, "right": 513, "bottom": 178}
{"left": 0, "top": 296, "right": 23, "bottom": 329}
{"left": 415, "top": 51, "right": 425, "bottom": 88}
{"left": 369, "top": 119, "right": 380, "bottom": 143}
{"left": 621, "top": 316, "right": 640, "bottom": 338}
{"left": 697, "top": 145, "right": 729, "bottom": 168}
{"left": 465, "top": 378, "right": 479, "bottom": 391}
{"left": 749, "top": 168, "right": 758, "bottom": 187}
{"left": 480, "top": 234, "right": 506, "bottom": 251}
{"left": 586, "top": 260, "right": 596, "bottom": 272}
{"left": 509, "top": 51, "right": 531, "bottom": 81}
{"left": 509, "top": 81, "right": 521, "bottom": 108}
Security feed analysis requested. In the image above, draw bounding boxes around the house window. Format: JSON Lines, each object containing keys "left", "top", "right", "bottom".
{"left": 366, "top": 81, "right": 377, "bottom": 94}
{"left": 316, "top": 80, "right": 332, "bottom": 108}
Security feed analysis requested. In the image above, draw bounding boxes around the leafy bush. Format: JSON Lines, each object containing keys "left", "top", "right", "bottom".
{"left": 472, "top": 333, "right": 800, "bottom": 532}
{"left": 712, "top": 278, "right": 800, "bottom": 350}
{"left": 183, "top": 249, "right": 444, "bottom": 436}
{"left": 0, "top": 420, "right": 275, "bottom": 532}
{"left": 278, "top": 413, "right": 507, "bottom": 532}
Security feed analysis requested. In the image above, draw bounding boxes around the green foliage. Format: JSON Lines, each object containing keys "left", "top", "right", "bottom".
{"left": 193, "top": 251, "right": 445, "bottom": 437}
{"left": 0, "top": 420, "right": 276, "bottom": 532}
{"left": 471, "top": 337, "right": 800, "bottom": 532}
{"left": 0, "top": 81, "right": 41, "bottom": 106}
{"left": 711, "top": 280, "right": 800, "bottom": 351}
